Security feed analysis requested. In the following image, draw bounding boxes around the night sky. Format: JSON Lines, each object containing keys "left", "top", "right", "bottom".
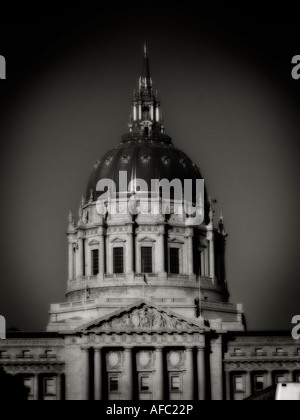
{"left": 0, "top": 4, "right": 300, "bottom": 331}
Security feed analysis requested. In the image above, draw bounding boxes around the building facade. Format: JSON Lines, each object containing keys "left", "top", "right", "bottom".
{"left": 0, "top": 46, "right": 299, "bottom": 400}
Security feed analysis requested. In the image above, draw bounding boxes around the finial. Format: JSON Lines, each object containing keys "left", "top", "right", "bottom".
{"left": 68, "top": 210, "right": 75, "bottom": 229}
{"left": 209, "top": 197, "right": 215, "bottom": 221}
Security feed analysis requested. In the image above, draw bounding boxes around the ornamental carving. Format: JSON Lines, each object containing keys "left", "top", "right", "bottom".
{"left": 179, "top": 158, "right": 187, "bottom": 168}
{"left": 104, "top": 156, "right": 113, "bottom": 167}
{"left": 161, "top": 156, "right": 171, "bottom": 167}
{"left": 140, "top": 155, "right": 151, "bottom": 167}
{"left": 107, "top": 351, "right": 122, "bottom": 370}
{"left": 96, "top": 306, "right": 195, "bottom": 332}
{"left": 168, "top": 351, "right": 183, "bottom": 369}
{"left": 121, "top": 155, "right": 131, "bottom": 165}
{"left": 137, "top": 351, "right": 153, "bottom": 370}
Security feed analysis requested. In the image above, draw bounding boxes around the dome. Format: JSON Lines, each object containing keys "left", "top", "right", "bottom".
{"left": 87, "top": 132, "right": 204, "bottom": 201}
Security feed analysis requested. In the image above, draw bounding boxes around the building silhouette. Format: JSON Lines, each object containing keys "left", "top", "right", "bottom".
{"left": 0, "top": 45, "right": 299, "bottom": 400}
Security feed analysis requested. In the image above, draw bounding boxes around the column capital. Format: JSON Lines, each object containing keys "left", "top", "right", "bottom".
{"left": 155, "top": 347, "right": 164, "bottom": 352}
{"left": 124, "top": 347, "right": 133, "bottom": 352}
{"left": 94, "top": 347, "right": 103, "bottom": 353}
{"left": 186, "top": 346, "right": 194, "bottom": 352}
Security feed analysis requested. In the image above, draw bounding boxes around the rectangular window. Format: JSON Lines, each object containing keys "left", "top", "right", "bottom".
{"left": 0, "top": 351, "right": 8, "bottom": 359}
{"left": 141, "top": 247, "right": 153, "bottom": 274}
{"left": 234, "top": 348, "right": 242, "bottom": 356}
{"left": 170, "top": 248, "right": 180, "bottom": 274}
{"left": 234, "top": 376, "right": 244, "bottom": 392}
{"left": 44, "top": 378, "right": 55, "bottom": 396}
{"left": 276, "top": 348, "right": 284, "bottom": 355}
{"left": 24, "top": 378, "right": 33, "bottom": 393}
{"left": 171, "top": 376, "right": 180, "bottom": 391}
{"left": 110, "top": 377, "right": 119, "bottom": 392}
{"left": 254, "top": 376, "right": 265, "bottom": 391}
{"left": 113, "top": 247, "right": 124, "bottom": 274}
{"left": 23, "top": 350, "right": 32, "bottom": 359}
{"left": 141, "top": 376, "right": 150, "bottom": 391}
{"left": 92, "top": 249, "right": 99, "bottom": 276}
{"left": 255, "top": 348, "right": 263, "bottom": 356}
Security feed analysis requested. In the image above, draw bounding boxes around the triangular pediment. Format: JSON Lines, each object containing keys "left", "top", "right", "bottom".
{"left": 77, "top": 300, "right": 209, "bottom": 334}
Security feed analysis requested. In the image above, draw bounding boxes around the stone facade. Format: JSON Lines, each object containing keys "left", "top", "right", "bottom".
{"left": 0, "top": 46, "right": 298, "bottom": 400}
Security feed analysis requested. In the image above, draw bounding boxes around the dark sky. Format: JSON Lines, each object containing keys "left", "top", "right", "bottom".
{"left": 0, "top": 4, "right": 300, "bottom": 332}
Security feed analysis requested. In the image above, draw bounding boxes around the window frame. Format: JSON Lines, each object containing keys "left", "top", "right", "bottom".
{"left": 43, "top": 377, "right": 56, "bottom": 397}
{"left": 169, "top": 247, "right": 180, "bottom": 275}
{"left": 113, "top": 247, "right": 124, "bottom": 274}
{"left": 233, "top": 375, "right": 245, "bottom": 392}
{"left": 92, "top": 249, "right": 99, "bottom": 276}
{"left": 141, "top": 247, "right": 153, "bottom": 274}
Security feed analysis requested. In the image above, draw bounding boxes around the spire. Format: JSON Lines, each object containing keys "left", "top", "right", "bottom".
{"left": 126, "top": 43, "right": 166, "bottom": 139}
{"left": 140, "top": 41, "right": 152, "bottom": 90}
{"left": 143, "top": 41, "right": 151, "bottom": 83}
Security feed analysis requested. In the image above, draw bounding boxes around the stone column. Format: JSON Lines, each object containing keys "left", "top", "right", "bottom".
{"left": 76, "top": 238, "right": 84, "bottom": 278}
{"left": 154, "top": 348, "right": 164, "bottom": 400}
{"left": 185, "top": 347, "right": 194, "bottom": 400}
{"left": 81, "top": 348, "right": 90, "bottom": 400}
{"left": 207, "top": 230, "right": 215, "bottom": 283}
{"left": 68, "top": 242, "right": 74, "bottom": 281}
{"left": 56, "top": 374, "right": 62, "bottom": 401}
{"left": 210, "top": 335, "right": 223, "bottom": 400}
{"left": 187, "top": 228, "right": 194, "bottom": 276}
{"left": 225, "top": 371, "right": 231, "bottom": 401}
{"left": 86, "top": 242, "right": 92, "bottom": 277}
{"left": 126, "top": 225, "right": 134, "bottom": 274}
{"left": 267, "top": 371, "right": 273, "bottom": 388}
{"left": 123, "top": 348, "right": 133, "bottom": 400}
{"left": 287, "top": 371, "right": 294, "bottom": 382}
{"left": 197, "top": 347, "right": 206, "bottom": 401}
{"left": 94, "top": 348, "right": 102, "bottom": 401}
{"left": 33, "top": 374, "right": 39, "bottom": 400}
{"left": 245, "top": 372, "right": 251, "bottom": 398}
{"left": 156, "top": 226, "right": 166, "bottom": 275}
{"left": 106, "top": 236, "right": 112, "bottom": 274}
{"left": 99, "top": 234, "right": 105, "bottom": 276}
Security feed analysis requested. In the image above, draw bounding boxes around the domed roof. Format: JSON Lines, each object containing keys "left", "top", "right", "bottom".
{"left": 87, "top": 132, "right": 203, "bottom": 200}
{"left": 86, "top": 43, "right": 209, "bottom": 216}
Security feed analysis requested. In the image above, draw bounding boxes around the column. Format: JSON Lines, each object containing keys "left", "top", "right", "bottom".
{"left": 287, "top": 371, "right": 294, "bottom": 382}
{"left": 106, "top": 236, "right": 112, "bottom": 274}
{"left": 154, "top": 348, "right": 164, "bottom": 400}
{"left": 56, "top": 374, "right": 63, "bottom": 401}
{"left": 77, "top": 238, "right": 84, "bottom": 278}
{"left": 156, "top": 227, "right": 166, "bottom": 275}
{"left": 86, "top": 242, "right": 92, "bottom": 277}
{"left": 68, "top": 242, "right": 74, "bottom": 280}
{"left": 94, "top": 349, "right": 102, "bottom": 401}
{"left": 126, "top": 226, "right": 134, "bottom": 274}
{"left": 245, "top": 372, "right": 251, "bottom": 398}
{"left": 81, "top": 348, "right": 90, "bottom": 400}
{"left": 156, "top": 105, "right": 160, "bottom": 122}
{"left": 99, "top": 234, "right": 105, "bottom": 276}
{"left": 185, "top": 348, "right": 194, "bottom": 400}
{"left": 33, "top": 374, "right": 39, "bottom": 401}
{"left": 207, "top": 230, "right": 215, "bottom": 283}
{"left": 133, "top": 105, "right": 137, "bottom": 121}
{"left": 136, "top": 243, "right": 141, "bottom": 273}
{"left": 225, "top": 371, "right": 231, "bottom": 401}
{"left": 187, "top": 228, "right": 194, "bottom": 276}
{"left": 150, "top": 105, "right": 154, "bottom": 121}
{"left": 139, "top": 103, "right": 142, "bottom": 120}
{"left": 267, "top": 371, "right": 273, "bottom": 388}
{"left": 197, "top": 347, "right": 206, "bottom": 401}
{"left": 124, "top": 348, "right": 133, "bottom": 400}
{"left": 210, "top": 336, "right": 223, "bottom": 400}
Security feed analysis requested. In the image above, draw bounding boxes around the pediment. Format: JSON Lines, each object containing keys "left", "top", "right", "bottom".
{"left": 77, "top": 301, "right": 208, "bottom": 334}
{"left": 88, "top": 239, "right": 99, "bottom": 246}
{"left": 138, "top": 237, "right": 156, "bottom": 243}
{"left": 110, "top": 238, "right": 126, "bottom": 243}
